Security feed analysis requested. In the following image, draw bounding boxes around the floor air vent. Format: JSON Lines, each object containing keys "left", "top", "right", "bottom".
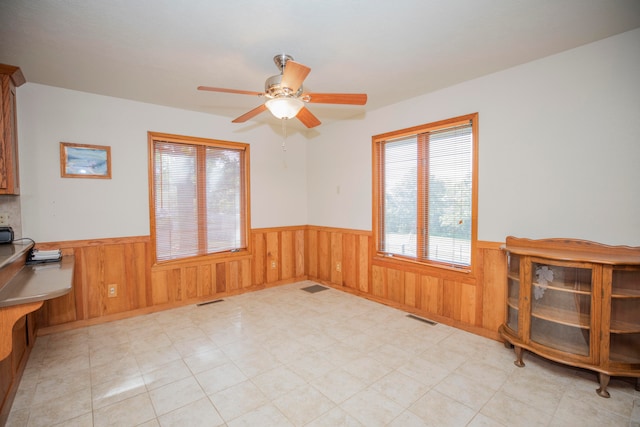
{"left": 197, "top": 299, "right": 224, "bottom": 307}
{"left": 301, "top": 284, "right": 329, "bottom": 293}
{"left": 406, "top": 314, "right": 437, "bottom": 326}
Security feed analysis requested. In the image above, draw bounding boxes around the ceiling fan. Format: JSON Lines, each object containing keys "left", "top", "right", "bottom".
{"left": 198, "top": 54, "right": 367, "bottom": 128}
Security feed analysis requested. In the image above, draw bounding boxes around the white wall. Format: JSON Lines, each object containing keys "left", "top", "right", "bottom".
{"left": 17, "top": 85, "right": 308, "bottom": 242}
{"left": 307, "top": 28, "right": 640, "bottom": 246}
{"left": 16, "top": 28, "right": 640, "bottom": 246}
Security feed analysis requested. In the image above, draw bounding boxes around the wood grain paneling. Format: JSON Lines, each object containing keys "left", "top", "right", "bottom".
{"left": 330, "top": 232, "right": 343, "bottom": 285}
{"left": 252, "top": 232, "right": 265, "bottom": 286}
{"left": 307, "top": 229, "right": 318, "bottom": 278}
{"left": 34, "top": 228, "right": 506, "bottom": 343}
{"left": 305, "top": 226, "right": 506, "bottom": 340}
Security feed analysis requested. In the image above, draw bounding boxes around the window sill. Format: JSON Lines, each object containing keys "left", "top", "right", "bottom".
{"left": 372, "top": 253, "right": 475, "bottom": 282}
{"left": 152, "top": 249, "right": 251, "bottom": 270}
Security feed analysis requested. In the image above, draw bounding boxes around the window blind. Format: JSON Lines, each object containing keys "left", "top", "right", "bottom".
{"left": 153, "top": 140, "right": 246, "bottom": 261}
{"left": 377, "top": 120, "right": 473, "bottom": 266}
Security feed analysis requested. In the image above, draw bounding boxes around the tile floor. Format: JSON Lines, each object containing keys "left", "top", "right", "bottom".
{"left": 6, "top": 281, "right": 640, "bottom": 427}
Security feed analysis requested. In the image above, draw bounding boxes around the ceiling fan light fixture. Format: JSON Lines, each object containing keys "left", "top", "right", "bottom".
{"left": 266, "top": 97, "right": 304, "bottom": 119}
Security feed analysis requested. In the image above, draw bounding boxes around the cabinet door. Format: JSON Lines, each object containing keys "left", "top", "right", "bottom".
{"left": 505, "top": 253, "right": 521, "bottom": 335}
{"left": 529, "top": 259, "right": 594, "bottom": 359}
{"left": 607, "top": 266, "right": 640, "bottom": 367}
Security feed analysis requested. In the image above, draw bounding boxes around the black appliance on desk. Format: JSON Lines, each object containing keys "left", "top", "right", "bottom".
{"left": 0, "top": 227, "right": 13, "bottom": 244}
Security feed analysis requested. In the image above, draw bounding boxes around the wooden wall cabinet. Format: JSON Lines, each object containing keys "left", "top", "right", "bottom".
{"left": 0, "top": 64, "right": 25, "bottom": 195}
{"left": 499, "top": 237, "right": 640, "bottom": 398}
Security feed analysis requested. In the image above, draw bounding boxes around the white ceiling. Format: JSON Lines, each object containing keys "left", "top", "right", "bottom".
{"left": 1, "top": 0, "right": 639, "bottom": 129}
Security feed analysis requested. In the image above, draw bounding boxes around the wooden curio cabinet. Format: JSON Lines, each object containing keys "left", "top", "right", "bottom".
{"left": 0, "top": 64, "right": 25, "bottom": 195}
{"left": 499, "top": 237, "right": 640, "bottom": 398}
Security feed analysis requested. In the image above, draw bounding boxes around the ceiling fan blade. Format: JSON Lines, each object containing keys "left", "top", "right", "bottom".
{"left": 296, "top": 107, "right": 321, "bottom": 128}
{"left": 304, "top": 93, "right": 367, "bottom": 105}
{"left": 232, "top": 104, "right": 268, "bottom": 123}
{"left": 281, "top": 61, "right": 311, "bottom": 93}
{"left": 198, "top": 86, "right": 263, "bottom": 97}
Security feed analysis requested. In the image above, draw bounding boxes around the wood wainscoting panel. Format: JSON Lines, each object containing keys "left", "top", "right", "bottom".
{"left": 342, "top": 233, "right": 357, "bottom": 289}
{"left": 252, "top": 232, "right": 265, "bottom": 286}
{"left": 280, "top": 231, "right": 294, "bottom": 281}
{"left": 306, "top": 226, "right": 505, "bottom": 340}
{"left": 36, "top": 236, "right": 151, "bottom": 327}
{"left": 330, "top": 232, "right": 343, "bottom": 285}
{"left": 306, "top": 228, "right": 318, "bottom": 279}
{"left": 34, "top": 228, "right": 505, "bottom": 343}
{"left": 386, "top": 268, "right": 405, "bottom": 304}
{"left": 266, "top": 231, "right": 279, "bottom": 283}
{"left": 317, "top": 230, "right": 330, "bottom": 281}
{"left": 358, "top": 235, "right": 370, "bottom": 293}
{"left": 371, "top": 264, "right": 386, "bottom": 298}
{"left": 479, "top": 241, "right": 507, "bottom": 332}
{"left": 295, "top": 230, "right": 305, "bottom": 278}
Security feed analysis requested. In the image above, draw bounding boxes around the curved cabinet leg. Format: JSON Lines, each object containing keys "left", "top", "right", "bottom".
{"left": 513, "top": 346, "right": 525, "bottom": 368}
{"left": 596, "top": 373, "right": 610, "bottom": 398}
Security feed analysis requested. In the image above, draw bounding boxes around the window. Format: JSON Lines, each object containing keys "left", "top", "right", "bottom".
{"left": 372, "top": 113, "right": 478, "bottom": 269}
{"left": 148, "top": 132, "right": 250, "bottom": 262}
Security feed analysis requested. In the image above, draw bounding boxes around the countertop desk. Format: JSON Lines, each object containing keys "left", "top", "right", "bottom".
{"left": 0, "top": 242, "right": 74, "bottom": 359}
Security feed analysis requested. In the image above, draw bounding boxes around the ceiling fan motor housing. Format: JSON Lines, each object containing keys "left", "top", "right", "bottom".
{"left": 264, "top": 74, "right": 302, "bottom": 99}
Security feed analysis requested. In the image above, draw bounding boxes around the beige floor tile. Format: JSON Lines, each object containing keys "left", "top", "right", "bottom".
{"left": 409, "top": 389, "right": 476, "bottom": 427}
{"left": 183, "top": 347, "right": 231, "bottom": 374}
{"left": 386, "top": 410, "right": 429, "bottom": 427}
{"left": 7, "top": 281, "right": 635, "bottom": 427}
{"left": 93, "top": 391, "right": 156, "bottom": 427}
{"left": 466, "top": 412, "right": 507, "bottom": 426}
{"left": 134, "top": 345, "right": 182, "bottom": 374}
{"left": 26, "top": 386, "right": 92, "bottom": 427}
{"left": 287, "top": 350, "right": 337, "bottom": 381}
{"left": 553, "top": 388, "right": 631, "bottom": 427}
{"left": 480, "top": 390, "right": 551, "bottom": 427}
{"left": 171, "top": 335, "right": 218, "bottom": 358}
{"left": 251, "top": 365, "right": 306, "bottom": 400}
{"left": 30, "top": 369, "right": 91, "bottom": 406}
{"left": 209, "top": 380, "right": 269, "bottom": 421}
{"left": 92, "top": 373, "right": 146, "bottom": 409}
{"left": 341, "top": 388, "right": 405, "bottom": 426}
{"left": 195, "top": 362, "right": 248, "bottom": 395}
{"left": 148, "top": 376, "right": 206, "bottom": 416}
{"left": 342, "top": 356, "right": 393, "bottom": 386}
{"left": 226, "top": 403, "right": 294, "bottom": 427}
{"left": 51, "top": 411, "right": 94, "bottom": 427}
{"left": 310, "top": 368, "right": 367, "bottom": 404}
{"left": 273, "top": 383, "right": 336, "bottom": 425}
{"left": 90, "top": 353, "right": 141, "bottom": 386}
{"left": 157, "top": 397, "right": 224, "bottom": 427}
{"left": 434, "top": 372, "right": 496, "bottom": 411}
{"left": 368, "top": 343, "right": 413, "bottom": 369}
{"left": 304, "top": 406, "right": 364, "bottom": 427}
{"left": 143, "top": 359, "right": 192, "bottom": 390}
{"left": 371, "top": 370, "right": 430, "bottom": 407}
{"left": 397, "top": 356, "right": 450, "bottom": 388}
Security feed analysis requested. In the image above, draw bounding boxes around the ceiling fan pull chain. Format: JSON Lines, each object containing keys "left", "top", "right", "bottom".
{"left": 281, "top": 118, "right": 287, "bottom": 151}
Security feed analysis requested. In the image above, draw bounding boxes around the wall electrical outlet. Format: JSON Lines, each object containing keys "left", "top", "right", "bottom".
{"left": 108, "top": 284, "right": 118, "bottom": 297}
{"left": 336, "top": 262, "right": 342, "bottom": 272}
{"left": 270, "top": 261, "right": 277, "bottom": 269}
{"left": 0, "top": 213, "right": 8, "bottom": 226}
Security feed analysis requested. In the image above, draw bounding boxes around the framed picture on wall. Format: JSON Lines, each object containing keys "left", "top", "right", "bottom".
{"left": 60, "top": 142, "right": 112, "bottom": 179}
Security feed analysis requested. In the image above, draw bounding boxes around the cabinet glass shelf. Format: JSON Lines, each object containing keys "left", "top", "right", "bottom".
{"left": 500, "top": 237, "right": 640, "bottom": 399}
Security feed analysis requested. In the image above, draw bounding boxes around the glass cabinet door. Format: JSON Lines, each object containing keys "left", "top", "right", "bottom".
{"left": 506, "top": 253, "right": 520, "bottom": 334}
{"left": 529, "top": 260, "right": 592, "bottom": 357}
{"left": 609, "top": 267, "right": 640, "bottom": 365}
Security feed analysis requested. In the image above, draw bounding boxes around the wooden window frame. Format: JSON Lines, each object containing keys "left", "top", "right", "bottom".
{"left": 372, "top": 113, "right": 479, "bottom": 274}
{"left": 147, "top": 131, "right": 251, "bottom": 265}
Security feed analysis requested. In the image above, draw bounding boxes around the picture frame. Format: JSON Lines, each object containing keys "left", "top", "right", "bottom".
{"left": 60, "top": 142, "right": 111, "bottom": 179}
